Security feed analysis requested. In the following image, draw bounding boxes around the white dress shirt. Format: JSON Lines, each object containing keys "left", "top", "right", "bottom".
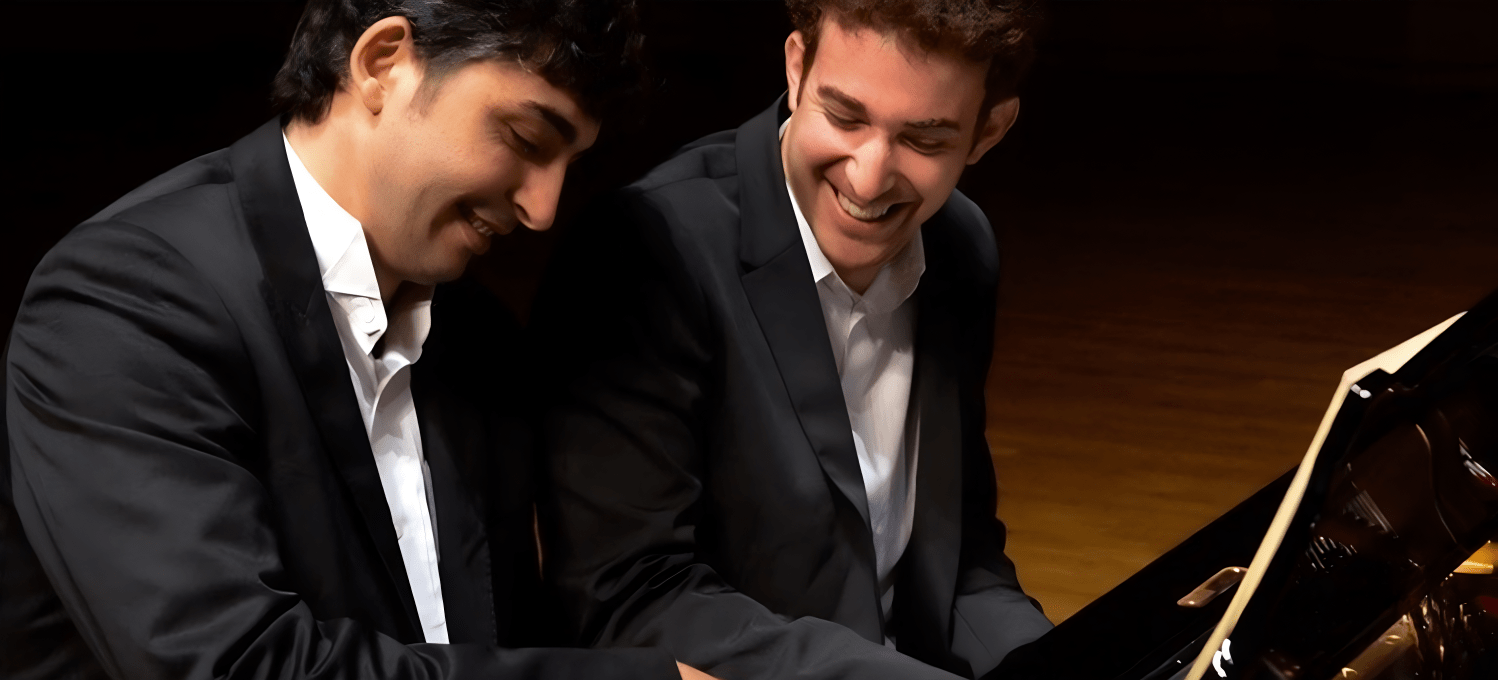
{"left": 283, "top": 134, "right": 450, "bottom": 644}
{"left": 784, "top": 170, "right": 925, "bottom": 634}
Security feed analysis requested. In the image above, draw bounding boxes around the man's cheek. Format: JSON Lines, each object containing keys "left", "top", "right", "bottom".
{"left": 911, "top": 163, "right": 958, "bottom": 202}
{"left": 804, "top": 126, "right": 850, "bottom": 162}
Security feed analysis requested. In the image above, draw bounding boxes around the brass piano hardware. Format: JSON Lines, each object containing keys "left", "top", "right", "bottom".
{"left": 1454, "top": 560, "right": 1493, "bottom": 575}
{"left": 1452, "top": 541, "right": 1498, "bottom": 575}
{"left": 1176, "top": 566, "right": 1247, "bottom": 608}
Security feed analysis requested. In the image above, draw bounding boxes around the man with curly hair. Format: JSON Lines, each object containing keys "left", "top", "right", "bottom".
{"left": 537, "top": 1, "right": 1053, "bottom": 679}
{"left": 2, "top": 2, "right": 713, "bottom": 680}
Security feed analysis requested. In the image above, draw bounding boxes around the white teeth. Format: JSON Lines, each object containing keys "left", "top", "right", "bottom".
{"left": 470, "top": 219, "right": 494, "bottom": 237}
{"left": 837, "top": 192, "right": 892, "bottom": 221}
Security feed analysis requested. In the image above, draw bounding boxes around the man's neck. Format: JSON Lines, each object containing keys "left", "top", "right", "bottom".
{"left": 284, "top": 116, "right": 366, "bottom": 224}
{"left": 838, "top": 265, "right": 880, "bottom": 296}
{"left": 284, "top": 109, "right": 402, "bottom": 302}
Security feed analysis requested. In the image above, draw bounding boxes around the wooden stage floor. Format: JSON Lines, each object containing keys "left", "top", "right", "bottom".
{"left": 970, "top": 77, "right": 1498, "bottom": 622}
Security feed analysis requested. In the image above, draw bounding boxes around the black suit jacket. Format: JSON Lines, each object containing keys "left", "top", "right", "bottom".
{"left": 534, "top": 98, "right": 1053, "bottom": 680}
{"left": 1, "top": 120, "right": 676, "bottom": 680}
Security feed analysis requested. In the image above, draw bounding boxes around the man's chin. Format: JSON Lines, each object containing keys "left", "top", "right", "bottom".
{"left": 821, "top": 212, "right": 913, "bottom": 251}
{"left": 820, "top": 237, "right": 901, "bottom": 275}
{"left": 433, "top": 262, "right": 470, "bottom": 285}
{"left": 406, "top": 257, "right": 471, "bottom": 289}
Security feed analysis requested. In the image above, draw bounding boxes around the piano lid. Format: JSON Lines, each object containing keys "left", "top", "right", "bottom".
{"left": 1189, "top": 286, "right": 1498, "bottom": 680}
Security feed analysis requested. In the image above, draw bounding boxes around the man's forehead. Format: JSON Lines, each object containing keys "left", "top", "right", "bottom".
{"left": 807, "top": 21, "right": 987, "bottom": 125}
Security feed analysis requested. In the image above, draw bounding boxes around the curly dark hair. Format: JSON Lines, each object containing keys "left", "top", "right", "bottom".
{"left": 785, "top": 0, "right": 1041, "bottom": 114}
{"left": 272, "top": 0, "right": 644, "bottom": 124}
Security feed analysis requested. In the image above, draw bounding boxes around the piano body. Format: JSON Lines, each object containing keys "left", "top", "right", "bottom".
{"left": 994, "top": 286, "right": 1498, "bottom": 680}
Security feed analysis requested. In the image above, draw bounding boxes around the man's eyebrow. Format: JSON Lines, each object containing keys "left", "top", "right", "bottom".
{"left": 817, "top": 85, "right": 960, "bottom": 134}
{"left": 522, "top": 100, "right": 577, "bottom": 145}
{"left": 816, "top": 85, "right": 867, "bottom": 118}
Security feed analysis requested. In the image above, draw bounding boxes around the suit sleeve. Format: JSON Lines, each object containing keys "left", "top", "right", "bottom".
{"left": 535, "top": 195, "right": 965, "bottom": 680}
{"left": 4, "top": 222, "right": 677, "bottom": 680}
{"left": 947, "top": 272, "right": 1053, "bottom": 679}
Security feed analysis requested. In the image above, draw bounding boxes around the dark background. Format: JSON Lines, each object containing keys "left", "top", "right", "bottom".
{"left": 4, "top": 0, "right": 1497, "bottom": 619}
{"left": 6, "top": 0, "right": 1495, "bottom": 331}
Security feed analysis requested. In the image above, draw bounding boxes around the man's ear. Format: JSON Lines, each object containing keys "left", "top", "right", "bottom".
{"left": 966, "top": 96, "right": 1021, "bottom": 165}
{"left": 785, "top": 31, "right": 808, "bottom": 112}
{"left": 349, "top": 16, "right": 417, "bottom": 117}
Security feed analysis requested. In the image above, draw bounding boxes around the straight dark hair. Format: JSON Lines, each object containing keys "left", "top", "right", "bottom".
{"left": 272, "top": 0, "right": 645, "bottom": 124}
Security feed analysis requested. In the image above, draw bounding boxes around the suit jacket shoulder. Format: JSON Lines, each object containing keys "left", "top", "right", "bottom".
{"left": 88, "top": 148, "right": 235, "bottom": 223}
{"left": 633, "top": 128, "right": 738, "bottom": 193}
{"left": 620, "top": 128, "right": 743, "bottom": 267}
{"left": 548, "top": 129, "right": 753, "bottom": 339}
{"left": 46, "top": 145, "right": 263, "bottom": 325}
{"left": 933, "top": 189, "right": 999, "bottom": 286}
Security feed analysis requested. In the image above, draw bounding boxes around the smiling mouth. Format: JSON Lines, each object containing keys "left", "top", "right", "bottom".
{"left": 834, "top": 188, "right": 902, "bottom": 222}
{"left": 460, "top": 204, "right": 507, "bottom": 237}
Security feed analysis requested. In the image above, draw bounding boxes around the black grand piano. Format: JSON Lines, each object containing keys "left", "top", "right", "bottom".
{"left": 994, "top": 287, "right": 1498, "bottom": 680}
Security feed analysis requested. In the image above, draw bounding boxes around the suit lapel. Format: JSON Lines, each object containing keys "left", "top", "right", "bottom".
{"left": 409, "top": 290, "right": 501, "bottom": 644}
{"left": 411, "top": 368, "right": 499, "bottom": 645}
{"left": 897, "top": 216, "right": 966, "bottom": 668}
{"left": 737, "top": 98, "right": 874, "bottom": 532}
{"left": 230, "top": 119, "right": 423, "bottom": 640}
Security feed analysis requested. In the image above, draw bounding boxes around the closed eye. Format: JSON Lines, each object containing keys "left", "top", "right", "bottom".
{"left": 508, "top": 126, "right": 541, "bottom": 157}
{"left": 905, "top": 137, "right": 949, "bottom": 155}
{"left": 824, "top": 111, "right": 862, "bottom": 131}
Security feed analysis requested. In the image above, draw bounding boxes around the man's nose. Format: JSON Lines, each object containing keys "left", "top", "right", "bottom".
{"left": 512, "top": 162, "right": 568, "bottom": 232}
{"left": 843, "top": 135, "right": 896, "bottom": 203}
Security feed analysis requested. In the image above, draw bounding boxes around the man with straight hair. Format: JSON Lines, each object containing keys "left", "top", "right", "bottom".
{"left": 536, "top": 1, "right": 1054, "bottom": 679}
{"left": 2, "top": 2, "right": 710, "bottom": 679}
